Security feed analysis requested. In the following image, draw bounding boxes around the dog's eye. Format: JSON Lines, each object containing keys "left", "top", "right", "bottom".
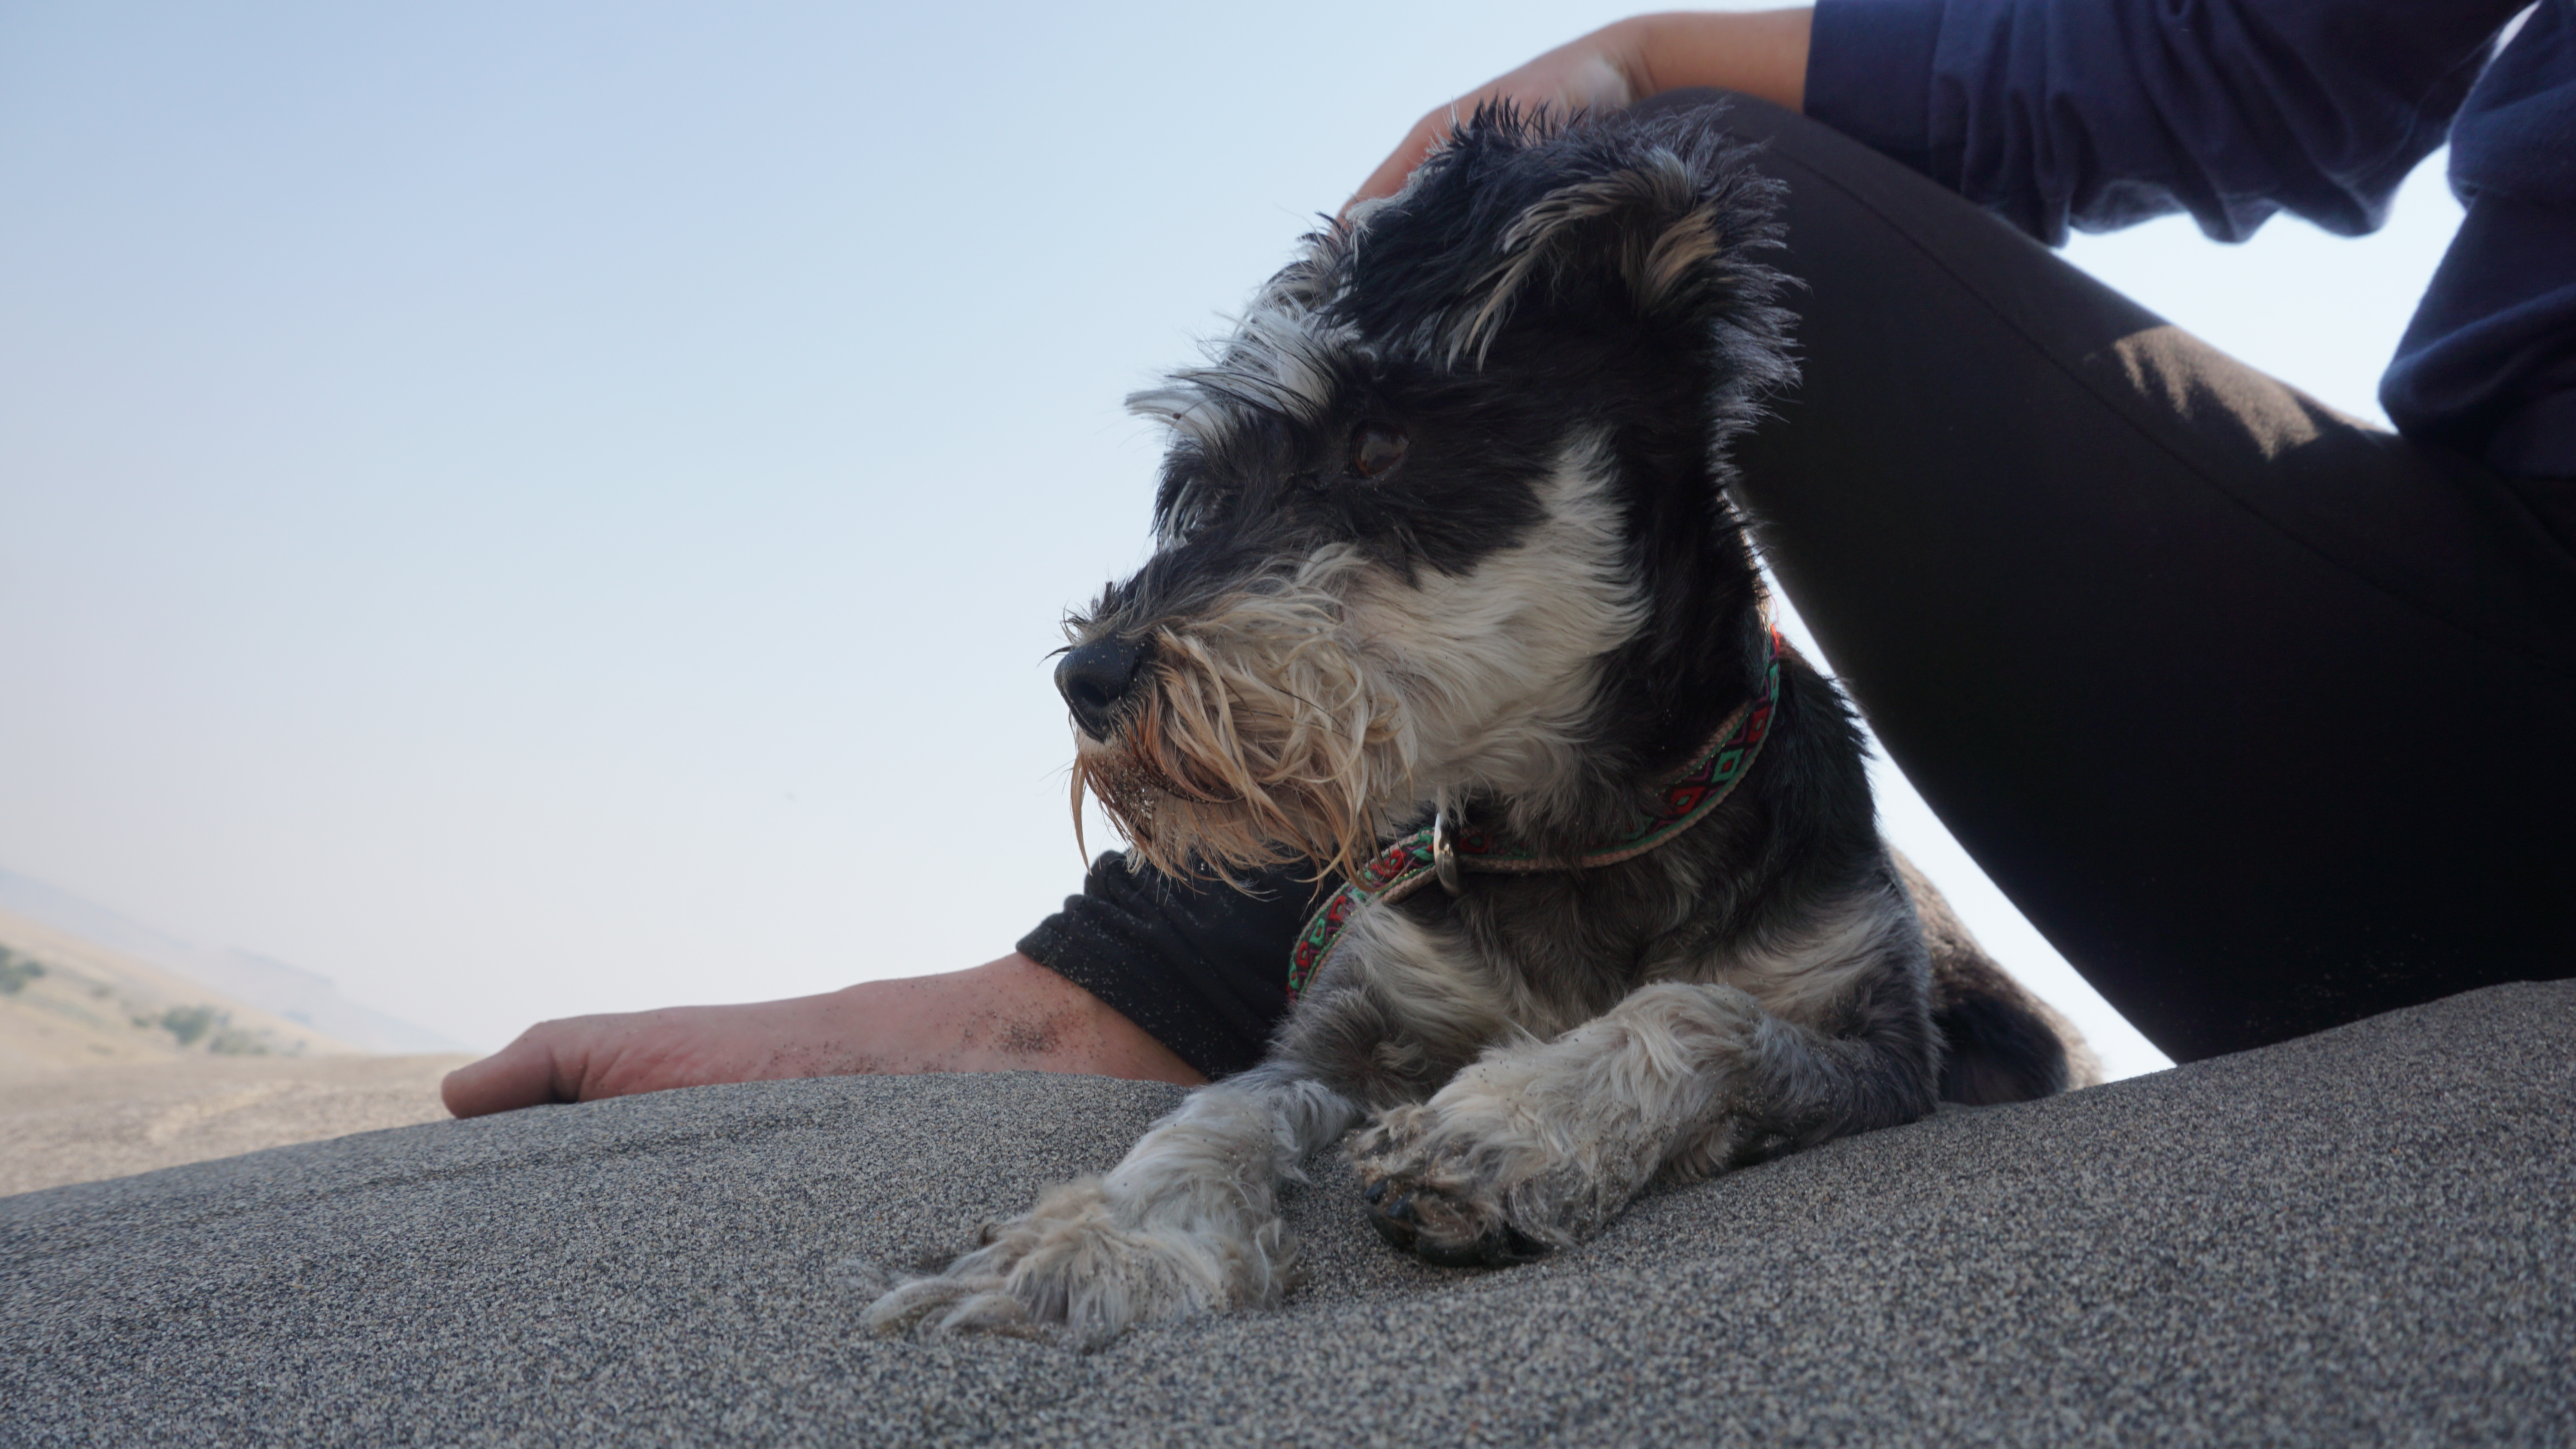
{"left": 1349, "top": 424, "right": 1407, "bottom": 479}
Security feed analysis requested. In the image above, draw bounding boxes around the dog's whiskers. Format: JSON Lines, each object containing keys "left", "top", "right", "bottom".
{"left": 1066, "top": 574, "right": 1410, "bottom": 886}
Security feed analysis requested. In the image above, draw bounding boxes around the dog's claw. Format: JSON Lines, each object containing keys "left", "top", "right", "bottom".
{"left": 1368, "top": 1199, "right": 1418, "bottom": 1253}
{"left": 1452, "top": 1222, "right": 1555, "bottom": 1267}
{"left": 862, "top": 1275, "right": 972, "bottom": 1337}
{"left": 1367, "top": 1185, "right": 1555, "bottom": 1267}
{"left": 866, "top": 1273, "right": 1052, "bottom": 1342}
{"left": 933, "top": 1289, "right": 1042, "bottom": 1339}
{"left": 1410, "top": 1234, "right": 1493, "bottom": 1269}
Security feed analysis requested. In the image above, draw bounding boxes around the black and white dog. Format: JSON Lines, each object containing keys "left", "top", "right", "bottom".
{"left": 868, "top": 103, "right": 2092, "bottom": 1347}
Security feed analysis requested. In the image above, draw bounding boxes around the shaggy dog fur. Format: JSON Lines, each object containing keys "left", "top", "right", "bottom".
{"left": 867, "top": 103, "right": 2095, "bottom": 1348}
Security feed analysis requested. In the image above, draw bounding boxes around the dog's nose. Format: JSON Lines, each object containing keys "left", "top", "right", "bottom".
{"left": 1055, "top": 634, "right": 1153, "bottom": 738}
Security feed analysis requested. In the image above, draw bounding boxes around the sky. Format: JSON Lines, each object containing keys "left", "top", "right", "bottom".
{"left": 0, "top": 1, "right": 2469, "bottom": 1076}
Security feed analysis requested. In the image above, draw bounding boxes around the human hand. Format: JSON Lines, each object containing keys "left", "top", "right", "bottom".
{"left": 1349, "top": 9, "right": 1814, "bottom": 211}
{"left": 439, "top": 952, "right": 1204, "bottom": 1117}
{"left": 1350, "top": 18, "right": 1652, "bottom": 210}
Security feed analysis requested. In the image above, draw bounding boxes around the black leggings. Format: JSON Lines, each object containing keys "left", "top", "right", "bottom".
{"left": 1023, "top": 93, "right": 2576, "bottom": 1075}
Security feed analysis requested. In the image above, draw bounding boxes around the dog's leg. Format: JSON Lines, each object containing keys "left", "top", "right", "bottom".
{"left": 1349, "top": 967, "right": 1937, "bottom": 1266}
{"left": 863, "top": 1062, "right": 1358, "bottom": 1347}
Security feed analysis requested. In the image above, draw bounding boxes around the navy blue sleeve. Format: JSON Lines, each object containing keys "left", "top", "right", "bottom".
{"left": 1805, "top": 0, "right": 2525, "bottom": 245}
{"left": 2384, "top": 1, "right": 2576, "bottom": 476}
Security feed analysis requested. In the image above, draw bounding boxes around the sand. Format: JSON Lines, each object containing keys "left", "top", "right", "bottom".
{"left": 3, "top": 982, "right": 2570, "bottom": 1446}
{"left": 0, "top": 1053, "right": 474, "bottom": 1196}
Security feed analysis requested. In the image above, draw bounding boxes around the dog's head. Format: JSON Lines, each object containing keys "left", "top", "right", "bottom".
{"left": 1062, "top": 103, "right": 1795, "bottom": 881}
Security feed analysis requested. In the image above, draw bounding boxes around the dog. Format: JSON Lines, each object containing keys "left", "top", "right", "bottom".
{"left": 866, "top": 102, "right": 2094, "bottom": 1348}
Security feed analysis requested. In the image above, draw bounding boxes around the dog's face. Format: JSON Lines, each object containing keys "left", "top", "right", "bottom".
{"left": 1061, "top": 107, "right": 1793, "bottom": 880}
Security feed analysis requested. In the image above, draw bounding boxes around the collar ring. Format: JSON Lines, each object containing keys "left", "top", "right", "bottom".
{"left": 1431, "top": 806, "right": 1462, "bottom": 895}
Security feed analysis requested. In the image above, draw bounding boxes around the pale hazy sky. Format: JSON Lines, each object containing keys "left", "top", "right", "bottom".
{"left": 0, "top": 1, "right": 2467, "bottom": 1075}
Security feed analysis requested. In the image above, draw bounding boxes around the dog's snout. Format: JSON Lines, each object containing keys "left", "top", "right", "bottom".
{"left": 1055, "top": 634, "right": 1153, "bottom": 738}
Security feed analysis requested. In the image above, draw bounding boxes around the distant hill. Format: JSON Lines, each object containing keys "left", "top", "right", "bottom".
{"left": 0, "top": 871, "right": 470, "bottom": 1059}
{"left": 0, "top": 906, "right": 357, "bottom": 1068}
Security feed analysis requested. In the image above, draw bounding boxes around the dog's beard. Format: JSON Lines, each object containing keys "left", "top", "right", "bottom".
{"left": 1070, "top": 564, "right": 1412, "bottom": 885}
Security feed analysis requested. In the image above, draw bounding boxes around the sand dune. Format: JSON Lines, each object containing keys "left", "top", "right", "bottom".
{"left": 5, "top": 983, "right": 2567, "bottom": 1445}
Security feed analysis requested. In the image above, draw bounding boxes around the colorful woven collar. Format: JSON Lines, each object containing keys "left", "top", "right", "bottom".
{"left": 1288, "top": 626, "right": 1783, "bottom": 1001}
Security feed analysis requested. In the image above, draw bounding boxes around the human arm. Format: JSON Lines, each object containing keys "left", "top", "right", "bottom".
{"left": 442, "top": 855, "right": 1320, "bottom": 1116}
{"left": 440, "top": 951, "right": 1206, "bottom": 1118}
{"left": 1361, "top": 1, "right": 2524, "bottom": 244}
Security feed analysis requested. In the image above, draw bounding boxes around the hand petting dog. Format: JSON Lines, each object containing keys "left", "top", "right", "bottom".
{"left": 1348, "top": 8, "right": 1816, "bottom": 210}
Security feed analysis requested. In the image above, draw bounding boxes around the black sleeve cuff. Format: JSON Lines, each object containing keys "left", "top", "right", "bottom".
{"left": 1017, "top": 853, "right": 1330, "bottom": 1079}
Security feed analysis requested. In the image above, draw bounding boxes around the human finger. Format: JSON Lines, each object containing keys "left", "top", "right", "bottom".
{"left": 1349, "top": 107, "right": 1456, "bottom": 210}
{"left": 440, "top": 1025, "right": 583, "bottom": 1117}
{"left": 1344, "top": 44, "right": 1638, "bottom": 212}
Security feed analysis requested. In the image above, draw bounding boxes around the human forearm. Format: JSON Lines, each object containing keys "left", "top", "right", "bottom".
{"left": 440, "top": 952, "right": 1203, "bottom": 1118}
{"left": 1623, "top": 9, "right": 1813, "bottom": 114}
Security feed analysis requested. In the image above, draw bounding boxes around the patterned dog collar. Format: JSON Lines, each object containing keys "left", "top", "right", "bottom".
{"left": 1288, "top": 627, "right": 1783, "bottom": 1001}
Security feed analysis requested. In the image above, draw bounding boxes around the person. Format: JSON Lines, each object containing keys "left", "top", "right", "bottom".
{"left": 445, "top": 0, "right": 2573, "bottom": 1120}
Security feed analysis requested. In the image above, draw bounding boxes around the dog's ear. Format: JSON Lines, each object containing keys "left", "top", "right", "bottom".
{"left": 1341, "top": 103, "right": 1791, "bottom": 368}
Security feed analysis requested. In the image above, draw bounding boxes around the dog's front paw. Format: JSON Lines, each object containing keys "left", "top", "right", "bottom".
{"left": 1348, "top": 1101, "right": 1562, "bottom": 1268}
{"left": 862, "top": 1177, "right": 1288, "bottom": 1348}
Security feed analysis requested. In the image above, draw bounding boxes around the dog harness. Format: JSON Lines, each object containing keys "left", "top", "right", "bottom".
{"left": 1287, "top": 627, "right": 1783, "bottom": 1001}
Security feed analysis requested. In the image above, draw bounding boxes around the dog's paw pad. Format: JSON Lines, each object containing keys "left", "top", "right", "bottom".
{"left": 1364, "top": 1179, "right": 1552, "bottom": 1268}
